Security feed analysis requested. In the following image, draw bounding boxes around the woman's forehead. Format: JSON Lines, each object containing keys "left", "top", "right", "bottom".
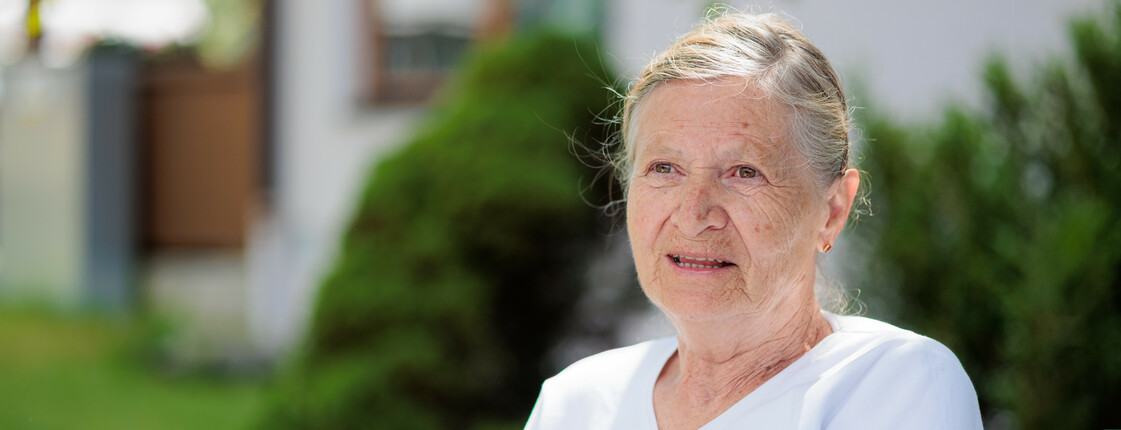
{"left": 634, "top": 80, "right": 794, "bottom": 160}
{"left": 641, "top": 78, "right": 779, "bottom": 116}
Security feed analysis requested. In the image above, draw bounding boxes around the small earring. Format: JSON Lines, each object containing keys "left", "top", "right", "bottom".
{"left": 822, "top": 243, "right": 833, "bottom": 253}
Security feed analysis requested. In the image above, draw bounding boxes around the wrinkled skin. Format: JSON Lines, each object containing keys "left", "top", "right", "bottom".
{"left": 625, "top": 78, "right": 860, "bottom": 429}
{"left": 627, "top": 78, "right": 837, "bottom": 323}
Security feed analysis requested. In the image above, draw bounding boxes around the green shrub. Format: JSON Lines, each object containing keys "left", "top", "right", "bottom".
{"left": 857, "top": 3, "right": 1121, "bottom": 428}
{"left": 260, "top": 32, "right": 618, "bottom": 429}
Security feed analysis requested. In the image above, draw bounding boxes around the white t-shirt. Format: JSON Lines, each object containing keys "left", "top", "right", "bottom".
{"left": 525, "top": 312, "right": 983, "bottom": 429}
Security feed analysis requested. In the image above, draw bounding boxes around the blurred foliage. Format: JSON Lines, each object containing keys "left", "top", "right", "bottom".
{"left": 857, "top": 2, "right": 1121, "bottom": 428}
{"left": 260, "top": 32, "right": 618, "bottom": 429}
{"left": 195, "top": 0, "right": 261, "bottom": 69}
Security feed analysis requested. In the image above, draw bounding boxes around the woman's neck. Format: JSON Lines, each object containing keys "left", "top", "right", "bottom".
{"left": 654, "top": 293, "right": 832, "bottom": 428}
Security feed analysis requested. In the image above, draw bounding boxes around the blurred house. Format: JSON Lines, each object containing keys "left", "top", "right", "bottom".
{"left": 247, "top": 0, "right": 515, "bottom": 360}
{"left": 0, "top": 0, "right": 1100, "bottom": 366}
{"left": 0, "top": 0, "right": 527, "bottom": 366}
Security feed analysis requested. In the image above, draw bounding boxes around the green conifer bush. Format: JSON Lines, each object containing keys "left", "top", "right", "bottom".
{"left": 857, "top": 3, "right": 1121, "bottom": 428}
{"left": 261, "top": 32, "right": 618, "bottom": 429}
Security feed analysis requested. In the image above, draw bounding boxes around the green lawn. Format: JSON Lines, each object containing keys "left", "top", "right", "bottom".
{"left": 0, "top": 310, "right": 267, "bottom": 430}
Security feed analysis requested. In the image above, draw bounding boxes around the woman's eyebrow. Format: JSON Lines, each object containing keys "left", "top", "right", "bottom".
{"left": 717, "top": 136, "right": 777, "bottom": 162}
{"left": 636, "top": 139, "right": 683, "bottom": 159}
{"left": 638, "top": 142, "right": 775, "bottom": 167}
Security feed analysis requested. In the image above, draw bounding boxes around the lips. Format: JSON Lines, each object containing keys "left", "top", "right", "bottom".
{"left": 669, "top": 254, "right": 734, "bottom": 269}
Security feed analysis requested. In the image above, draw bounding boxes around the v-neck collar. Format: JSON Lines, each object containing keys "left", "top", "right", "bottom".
{"left": 640, "top": 311, "right": 844, "bottom": 429}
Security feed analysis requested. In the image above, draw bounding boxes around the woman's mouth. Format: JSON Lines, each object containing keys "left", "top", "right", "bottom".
{"left": 669, "top": 254, "right": 734, "bottom": 269}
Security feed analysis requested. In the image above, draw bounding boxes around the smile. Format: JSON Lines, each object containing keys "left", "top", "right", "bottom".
{"left": 669, "top": 254, "right": 734, "bottom": 269}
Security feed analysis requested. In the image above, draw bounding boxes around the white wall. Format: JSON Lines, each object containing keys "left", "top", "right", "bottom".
{"left": 247, "top": 0, "right": 423, "bottom": 356}
{"left": 0, "top": 60, "right": 86, "bottom": 306}
{"left": 605, "top": 0, "right": 1101, "bottom": 121}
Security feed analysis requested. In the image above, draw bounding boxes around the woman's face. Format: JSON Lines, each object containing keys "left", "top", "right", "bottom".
{"left": 626, "top": 79, "right": 831, "bottom": 323}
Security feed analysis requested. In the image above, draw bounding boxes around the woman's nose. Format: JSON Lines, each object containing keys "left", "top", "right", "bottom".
{"left": 671, "top": 176, "right": 729, "bottom": 237}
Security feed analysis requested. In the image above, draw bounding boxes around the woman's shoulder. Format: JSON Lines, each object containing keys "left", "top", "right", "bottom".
{"left": 525, "top": 337, "right": 675, "bottom": 430}
{"left": 800, "top": 313, "right": 983, "bottom": 429}
{"left": 820, "top": 312, "right": 963, "bottom": 364}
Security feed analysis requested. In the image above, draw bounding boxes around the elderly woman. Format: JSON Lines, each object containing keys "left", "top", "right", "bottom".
{"left": 525, "top": 12, "right": 983, "bottom": 430}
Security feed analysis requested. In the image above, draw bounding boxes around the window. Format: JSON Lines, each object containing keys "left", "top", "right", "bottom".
{"left": 358, "top": 0, "right": 511, "bottom": 104}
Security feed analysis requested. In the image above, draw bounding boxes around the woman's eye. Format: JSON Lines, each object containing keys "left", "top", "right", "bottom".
{"left": 736, "top": 166, "right": 757, "bottom": 178}
{"left": 653, "top": 163, "right": 673, "bottom": 174}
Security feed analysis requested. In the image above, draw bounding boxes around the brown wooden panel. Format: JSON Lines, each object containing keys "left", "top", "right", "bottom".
{"left": 141, "top": 59, "right": 259, "bottom": 248}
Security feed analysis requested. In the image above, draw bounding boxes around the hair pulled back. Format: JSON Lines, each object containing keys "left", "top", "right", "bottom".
{"left": 615, "top": 12, "right": 852, "bottom": 193}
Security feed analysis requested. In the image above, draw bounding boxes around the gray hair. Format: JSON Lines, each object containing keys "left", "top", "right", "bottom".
{"left": 614, "top": 11, "right": 852, "bottom": 192}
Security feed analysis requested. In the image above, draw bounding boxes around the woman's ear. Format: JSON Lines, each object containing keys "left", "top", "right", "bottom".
{"left": 820, "top": 169, "right": 860, "bottom": 250}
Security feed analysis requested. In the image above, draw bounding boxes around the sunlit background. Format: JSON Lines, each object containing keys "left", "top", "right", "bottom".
{"left": 0, "top": 0, "right": 1117, "bottom": 429}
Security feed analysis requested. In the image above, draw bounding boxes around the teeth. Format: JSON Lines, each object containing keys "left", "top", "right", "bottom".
{"left": 682, "top": 262, "right": 717, "bottom": 269}
{"left": 670, "top": 254, "right": 729, "bottom": 269}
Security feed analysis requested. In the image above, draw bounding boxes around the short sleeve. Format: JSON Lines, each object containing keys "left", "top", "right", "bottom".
{"left": 824, "top": 337, "right": 983, "bottom": 429}
{"left": 522, "top": 376, "right": 609, "bottom": 430}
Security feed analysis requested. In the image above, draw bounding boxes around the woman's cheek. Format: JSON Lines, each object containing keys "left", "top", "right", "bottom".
{"left": 626, "top": 185, "right": 672, "bottom": 251}
{"left": 737, "top": 190, "right": 814, "bottom": 254}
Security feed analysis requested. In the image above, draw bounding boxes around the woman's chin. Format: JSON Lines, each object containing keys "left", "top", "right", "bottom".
{"left": 650, "top": 289, "right": 753, "bottom": 323}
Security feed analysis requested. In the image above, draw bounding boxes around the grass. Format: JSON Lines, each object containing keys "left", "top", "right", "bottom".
{"left": 0, "top": 309, "right": 268, "bottom": 430}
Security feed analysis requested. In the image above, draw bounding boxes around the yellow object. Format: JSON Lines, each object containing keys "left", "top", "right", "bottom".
{"left": 26, "top": 0, "right": 41, "bottom": 39}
